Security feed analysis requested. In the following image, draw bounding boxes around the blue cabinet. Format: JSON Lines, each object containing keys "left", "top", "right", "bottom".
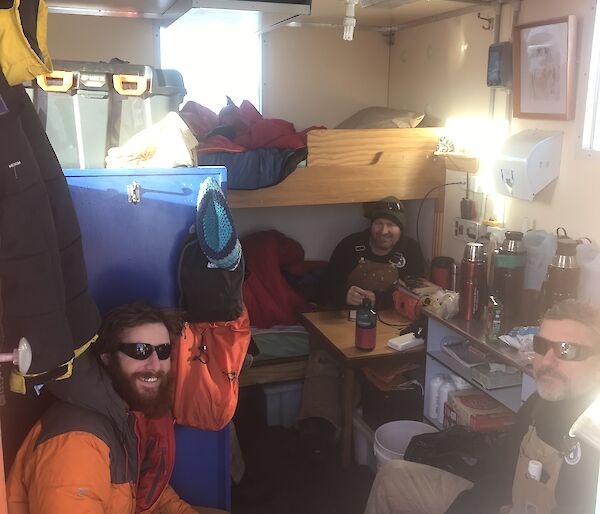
{"left": 65, "top": 166, "right": 231, "bottom": 510}
{"left": 64, "top": 167, "right": 226, "bottom": 313}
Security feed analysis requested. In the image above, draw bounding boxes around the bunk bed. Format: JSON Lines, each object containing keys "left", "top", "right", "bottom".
{"left": 231, "top": 126, "right": 448, "bottom": 388}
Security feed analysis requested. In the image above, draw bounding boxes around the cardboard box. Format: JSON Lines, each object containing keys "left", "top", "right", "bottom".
{"left": 443, "top": 389, "right": 514, "bottom": 432}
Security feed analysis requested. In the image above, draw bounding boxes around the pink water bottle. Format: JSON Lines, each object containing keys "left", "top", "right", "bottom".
{"left": 355, "top": 299, "right": 377, "bottom": 351}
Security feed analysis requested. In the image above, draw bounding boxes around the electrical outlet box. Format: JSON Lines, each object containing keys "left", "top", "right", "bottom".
{"left": 454, "top": 218, "right": 487, "bottom": 242}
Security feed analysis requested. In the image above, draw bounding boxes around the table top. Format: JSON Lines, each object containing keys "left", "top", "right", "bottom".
{"left": 300, "top": 309, "right": 424, "bottom": 365}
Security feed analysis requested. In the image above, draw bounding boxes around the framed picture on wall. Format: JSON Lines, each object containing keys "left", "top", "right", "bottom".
{"left": 513, "top": 16, "right": 577, "bottom": 120}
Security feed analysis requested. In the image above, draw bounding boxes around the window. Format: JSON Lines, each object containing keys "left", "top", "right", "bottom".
{"left": 582, "top": 1, "right": 600, "bottom": 151}
{"left": 160, "top": 9, "right": 262, "bottom": 114}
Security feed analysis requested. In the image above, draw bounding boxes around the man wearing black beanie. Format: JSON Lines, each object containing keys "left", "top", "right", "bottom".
{"left": 319, "top": 196, "right": 424, "bottom": 309}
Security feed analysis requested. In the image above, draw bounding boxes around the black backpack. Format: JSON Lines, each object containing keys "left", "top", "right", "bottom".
{"left": 178, "top": 229, "right": 244, "bottom": 323}
{"left": 404, "top": 426, "right": 504, "bottom": 482}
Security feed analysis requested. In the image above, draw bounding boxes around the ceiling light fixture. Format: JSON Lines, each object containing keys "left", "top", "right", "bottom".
{"left": 343, "top": 0, "right": 358, "bottom": 40}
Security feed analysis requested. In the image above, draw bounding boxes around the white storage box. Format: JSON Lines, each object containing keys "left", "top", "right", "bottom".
{"left": 262, "top": 380, "right": 303, "bottom": 428}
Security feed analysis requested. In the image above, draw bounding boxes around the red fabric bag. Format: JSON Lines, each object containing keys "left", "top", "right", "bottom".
{"left": 172, "top": 308, "right": 250, "bottom": 431}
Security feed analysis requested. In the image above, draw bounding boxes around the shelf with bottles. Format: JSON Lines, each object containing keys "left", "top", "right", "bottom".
{"left": 423, "top": 313, "right": 537, "bottom": 433}
{"left": 426, "top": 352, "right": 522, "bottom": 413}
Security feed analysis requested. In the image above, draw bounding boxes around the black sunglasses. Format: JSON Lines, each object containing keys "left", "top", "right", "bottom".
{"left": 532, "top": 335, "right": 598, "bottom": 362}
{"left": 117, "top": 342, "right": 172, "bottom": 361}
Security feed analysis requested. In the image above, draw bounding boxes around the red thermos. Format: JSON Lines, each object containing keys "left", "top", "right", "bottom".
{"left": 431, "top": 256, "right": 456, "bottom": 290}
{"left": 459, "top": 242, "right": 487, "bottom": 321}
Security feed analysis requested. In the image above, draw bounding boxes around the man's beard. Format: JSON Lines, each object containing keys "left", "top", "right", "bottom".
{"left": 370, "top": 235, "right": 394, "bottom": 253}
{"left": 535, "top": 366, "right": 569, "bottom": 401}
{"left": 108, "top": 358, "right": 174, "bottom": 419}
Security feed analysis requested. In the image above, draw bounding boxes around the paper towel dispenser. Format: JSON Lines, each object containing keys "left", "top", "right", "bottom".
{"left": 494, "top": 130, "right": 563, "bottom": 201}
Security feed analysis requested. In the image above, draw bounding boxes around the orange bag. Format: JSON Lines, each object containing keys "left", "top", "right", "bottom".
{"left": 172, "top": 307, "right": 250, "bottom": 431}
{"left": 392, "top": 288, "right": 422, "bottom": 321}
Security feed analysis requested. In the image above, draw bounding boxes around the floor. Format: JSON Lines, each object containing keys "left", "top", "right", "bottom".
{"left": 232, "top": 386, "right": 376, "bottom": 514}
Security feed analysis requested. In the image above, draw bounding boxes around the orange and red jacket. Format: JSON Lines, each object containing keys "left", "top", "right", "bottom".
{"left": 6, "top": 401, "right": 197, "bottom": 514}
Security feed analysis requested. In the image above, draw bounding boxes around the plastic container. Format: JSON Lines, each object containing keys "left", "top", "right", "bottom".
{"left": 438, "top": 380, "right": 457, "bottom": 425}
{"left": 373, "top": 420, "right": 437, "bottom": 468}
{"left": 31, "top": 59, "right": 186, "bottom": 169}
{"left": 262, "top": 380, "right": 303, "bottom": 428}
{"left": 428, "top": 374, "right": 445, "bottom": 420}
{"left": 577, "top": 243, "right": 600, "bottom": 304}
{"left": 522, "top": 230, "right": 557, "bottom": 291}
{"left": 352, "top": 409, "right": 377, "bottom": 472}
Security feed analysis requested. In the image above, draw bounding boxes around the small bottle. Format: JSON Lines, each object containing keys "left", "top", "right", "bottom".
{"left": 355, "top": 298, "right": 377, "bottom": 351}
{"left": 428, "top": 374, "right": 446, "bottom": 420}
{"left": 486, "top": 295, "right": 503, "bottom": 342}
{"left": 449, "top": 262, "right": 458, "bottom": 292}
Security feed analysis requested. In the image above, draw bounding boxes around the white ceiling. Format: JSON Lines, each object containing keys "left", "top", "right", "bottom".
{"left": 46, "top": 0, "right": 492, "bottom": 28}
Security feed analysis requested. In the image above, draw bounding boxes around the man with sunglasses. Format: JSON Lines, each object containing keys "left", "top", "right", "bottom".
{"left": 8, "top": 302, "right": 225, "bottom": 514}
{"left": 365, "top": 299, "right": 600, "bottom": 514}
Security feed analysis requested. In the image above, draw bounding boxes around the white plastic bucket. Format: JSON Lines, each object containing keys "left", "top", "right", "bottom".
{"left": 373, "top": 420, "right": 438, "bottom": 469}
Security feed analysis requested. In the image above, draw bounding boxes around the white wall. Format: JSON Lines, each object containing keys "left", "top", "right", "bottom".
{"left": 262, "top": 26, "right": 390, "bottom": 129}
{"left": 389, "top": 11, "right": 493, "bottom": 120}
{"left": 506, "top": 0, "right": 599, "bottom": 244}
{"left": 240, "top": 26, "right": 392, "bottom": 257}
{"left": 388, "top": 0, "right": 599, "bottom": 264}
{"left": 47, "top": 14, "right": 157, "bottom": 64}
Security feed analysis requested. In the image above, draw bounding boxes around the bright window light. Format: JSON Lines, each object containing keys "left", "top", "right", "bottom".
{"left": 582, "top": 0, "right": 600, "bottom": 151}
{"left": 160, "top": 8, "right": 262, "bottom": 114}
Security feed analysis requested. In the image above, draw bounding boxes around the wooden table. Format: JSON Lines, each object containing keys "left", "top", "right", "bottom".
{"left": 299, "top": 309, "right": 425, "bottom": 466}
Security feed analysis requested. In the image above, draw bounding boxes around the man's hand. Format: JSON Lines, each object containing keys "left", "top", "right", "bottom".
{"left": 346, "top": 286, "right": 376, "bottom": 306}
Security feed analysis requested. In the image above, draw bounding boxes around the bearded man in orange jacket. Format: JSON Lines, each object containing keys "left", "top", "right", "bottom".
{"left": 7, "top": 303, "right": 226, "bottom": 514}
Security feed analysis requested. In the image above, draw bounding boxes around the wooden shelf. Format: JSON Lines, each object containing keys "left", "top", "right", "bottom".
{"left": 434, "top": 151, "right": 479, "bottom": 174}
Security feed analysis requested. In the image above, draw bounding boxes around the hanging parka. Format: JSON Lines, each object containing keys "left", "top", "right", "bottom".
{"left": 0, "top": 0, "right": 101, "bottom": 390}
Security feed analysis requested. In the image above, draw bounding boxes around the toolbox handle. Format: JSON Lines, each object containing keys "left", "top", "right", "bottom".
{"left": 113, "top": 74, "right": 148, "bottom": 96}
{"left": 36, "top": 70, "right": 74, "bottom": 92}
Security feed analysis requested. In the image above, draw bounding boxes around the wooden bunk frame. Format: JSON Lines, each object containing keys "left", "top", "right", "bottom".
{"left": 229, "top": 127, "right": 447, "bottom": 388}
{"left": 228, "top": 127, "right": 447, "bottom": 256}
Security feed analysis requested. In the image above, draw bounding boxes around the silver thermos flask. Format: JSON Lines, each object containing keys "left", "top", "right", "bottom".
{"left": 541, "top": 238, "right": 580, "bottom": 314}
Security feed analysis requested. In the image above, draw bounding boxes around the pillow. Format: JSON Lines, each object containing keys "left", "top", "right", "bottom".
{"left": 336, "top": 107, "right": 425, "bottom": 129}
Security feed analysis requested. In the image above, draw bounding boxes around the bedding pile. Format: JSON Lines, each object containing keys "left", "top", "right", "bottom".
{"left": 180, "top": 99, "right": 321, "bottom": 190}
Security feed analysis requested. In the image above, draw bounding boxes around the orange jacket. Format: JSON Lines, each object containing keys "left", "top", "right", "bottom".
{"left": 6, "top": 402, "right": 197, "bottom": 514}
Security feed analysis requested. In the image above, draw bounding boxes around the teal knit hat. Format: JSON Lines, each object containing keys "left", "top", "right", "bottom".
{"left": 195, "top": 177, "right": 242, "bottom": 270}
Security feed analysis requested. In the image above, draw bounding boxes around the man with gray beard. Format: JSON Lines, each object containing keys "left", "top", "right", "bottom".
{"left": 365, "top": 299, "right": 600, "bottom": 514}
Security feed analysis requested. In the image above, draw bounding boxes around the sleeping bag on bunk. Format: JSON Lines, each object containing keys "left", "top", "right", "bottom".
{"left": 180, "top": 99, "right": 321, "bottom": 190}
{"left": 198, "top": 147, "right": 307, "bottom": 190}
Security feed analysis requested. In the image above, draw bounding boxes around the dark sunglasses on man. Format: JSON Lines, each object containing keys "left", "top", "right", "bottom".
{"left": 117, "top": 342, "right": 172, "bottom": 361}
{"left": 533, "top": 335, "right": 598, "bottom": 362}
